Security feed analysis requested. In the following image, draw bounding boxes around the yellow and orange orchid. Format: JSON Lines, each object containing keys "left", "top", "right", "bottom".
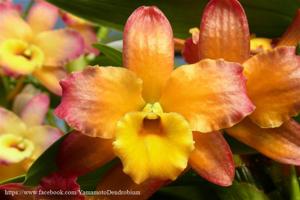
{"left": 0, "top": 1, "right": 85, "bottom": 95}
{"left": 0, "top": 85, "right": 62, "bottom": 181}
{"left": 182, "top": 0, "right": 300, "bottom": 165}
{"left": 54, "top": 6, "right": 255, "bottom": 186}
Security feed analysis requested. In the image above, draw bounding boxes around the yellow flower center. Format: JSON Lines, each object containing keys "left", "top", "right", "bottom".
{"left": 250, "top": 38, "right": 272, "bottom": 54}
{"left": 142, "top": 102, "right": 163, "bottom": 119}
{"left": 0, "top": 39, "right": 44, "bottom": 74}
{"left": 0, "top": 134, "right": 34, "bottom": 164}
{"left": 113, "top": 102, "right": 194, "bottom": 184}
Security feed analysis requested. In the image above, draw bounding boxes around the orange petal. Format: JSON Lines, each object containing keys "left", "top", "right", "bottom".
{"left": 33, "top": 29, "right": 84, "bottom": 67}
{"left": 160, "top": 59, "right": 254, "bottom": 133}
{"left": 277, "top": 9, "right": 300, "bottom": 47}
{"left": 57, "top": 131, "right": 114, "bottom": 177}
{"left": 95, "top": 163, "right": 167, "bottom": 200}
{"left": 198, "top": 0, "right": 250, "bottom": 63}
{"left": 0, "top": 162, "right": 26, "bottom": 182}
{"left": 33, "top": 67, "right": 67, "bottom": 96}
{"left": 27, "top": 1, "right": 59, "bottom": 33}
{"left": 189, "top": 132, "right": 234, "bottom": 186}
{"left": 0, "top": 6, "right": 32, "bottom": 42}
{"left": 226, "top": 118, "right": 300, "bottom": 165}
{"left": 55, "top": 67, "right": 145, "bottom": 138}
{"left": 243, "top": 46, "right": 300, "bottom": 128}
{"left": 123, "top": 6, "right": 174, "bottom": 102}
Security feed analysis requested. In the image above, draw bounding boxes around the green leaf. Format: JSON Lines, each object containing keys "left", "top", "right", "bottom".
{"left": 215, "top": 181, "right": 269, "bottom": 200}
{"left": 151, "top": 170, "right": 219, "bottom": 200}
{"left": 93, "top": 43, "right": 123, "bottom": 66}
{"left": 23, "top": 134, "right": 69, "bottom": 186}
{"left": 168, "top": 170, "right": 207, "bottom": 187}
{"left": 296, "top": 43, "right": 300, "bottom": 55}
{"left": 46, "top": 0, "right": 299, "bottom": 38}
{"left": 0, "top": 78, "right": 8, "bottom": 107}
{"left": 0, "top": 175, "right": 26, "bottom": 185}
{"left": 77, "top": 159, "right": 118, "bottom": 191}
{"left": 267, "top": 191, "right": 285, "bottom": 200}
{"left": 151, "top": 185, "right": 219, "bottom": 200}
{"left": 90, "top": 56, "right": 118, "bottom": 66}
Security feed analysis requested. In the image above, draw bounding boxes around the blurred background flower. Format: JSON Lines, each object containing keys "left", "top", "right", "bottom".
{"left": 0, "top": 85, "right": 61, "bottom": 181}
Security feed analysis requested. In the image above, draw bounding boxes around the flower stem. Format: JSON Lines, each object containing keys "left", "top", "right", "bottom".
{"left": 289, "top": 166, "right": 300, "bottom": 200}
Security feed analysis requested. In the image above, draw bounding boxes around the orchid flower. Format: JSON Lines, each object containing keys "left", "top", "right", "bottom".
{"left": 0, "top": 1, "right": 84, "bottom": 95}
{"left": 182, "top": 0, "right": 300, "bottom": 165}
{"left": 54, "top": 6, "right": 255, "bottom": 186}
{"left": 0, "top": 85, "right": 61, "bottom": 181}
{"left": 61, "top": 12, "right": 99, "bottom": 55}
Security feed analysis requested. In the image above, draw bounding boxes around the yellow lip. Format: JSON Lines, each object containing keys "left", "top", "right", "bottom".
{"left": 0, "top": 39, "right": 44, "bottom": 74}
{"left": 0, "top": 134, "right": 34, "bottom": 164}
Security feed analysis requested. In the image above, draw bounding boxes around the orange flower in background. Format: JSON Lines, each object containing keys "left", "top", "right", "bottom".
{"left": 0, "top": 1, "right": 85, "bottom": 95}
{"left": 0, "top": 85, "right": 61, "bottom": 181}
{"left": 182, "top": 0, "right": 300, "bottom": 165}
{"left": 55, "top": 6, "right": 254, "bottom": 186}
{"left": 277, "top": 9, "right": 300, "bottom": 47}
